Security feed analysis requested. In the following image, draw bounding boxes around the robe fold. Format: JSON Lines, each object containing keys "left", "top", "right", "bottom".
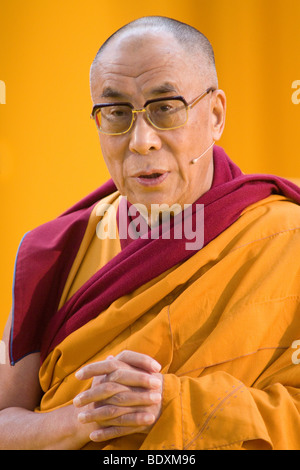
{"left": 9, "top": 146, "right": 300, "bottom": 449}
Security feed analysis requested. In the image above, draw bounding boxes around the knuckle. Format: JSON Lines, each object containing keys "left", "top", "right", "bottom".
{"left": 110, "top": 357, "right": 120, "bottom": 366}
{"left": 117, "top": 350, "right": 131, "bottom": 363}
{"left": 117, "top": 350, "right": 128, "bottom": 359}
{"left": 92, "top": 374, "right": 104, "bottom": 386}
{"left": 105, "top": 405, "right": 120, "bottom": 418}
{"left": 109, "top": 369, "right": 122, "bottom": 382}
{"left": 102, "top": 381, "right": 116, "bottom": 393}
{"left": 111, "top": 392, "right": 126, "bottom": 405}
{"left": 118, "top": 413, "right": 130, "bottom": 425}
{"left": 108, "top": 358, "right": 125, "bottom": 374}
{"left": 112, "top": 426, "right": 123, "bottom": 437}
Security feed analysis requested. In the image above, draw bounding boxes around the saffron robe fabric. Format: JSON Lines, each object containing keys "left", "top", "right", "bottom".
{"left": 10, "top": 146, "right": 300, "bottom": 365}
{"left": 38, "top": 193, "right": 300, "bottom": 450}
{"left": 9, "top": 146, "right": 300, "bottom": 449}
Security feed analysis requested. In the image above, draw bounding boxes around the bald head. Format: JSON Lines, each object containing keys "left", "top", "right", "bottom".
{"left": 90, "top": 16, "right": 218, "bottom": 88}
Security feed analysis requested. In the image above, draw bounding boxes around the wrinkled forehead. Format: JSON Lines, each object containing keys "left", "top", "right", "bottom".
{"left": 90, "top": 31, "right": 202, "bottom": 101}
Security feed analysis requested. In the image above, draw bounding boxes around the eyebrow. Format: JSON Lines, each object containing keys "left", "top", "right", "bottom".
{"left": 100, "top": 87, "right": 128, "bottom": 99}
{"left": 100, "top": 82, "right": 179, "bottom": 100}
{"left": 148, "top": 82, "right": 179, "bottom": 96}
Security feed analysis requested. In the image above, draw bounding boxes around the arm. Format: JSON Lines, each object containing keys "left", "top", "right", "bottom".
{"left": 0, "top": 314, "right": 93, "bottom": 450}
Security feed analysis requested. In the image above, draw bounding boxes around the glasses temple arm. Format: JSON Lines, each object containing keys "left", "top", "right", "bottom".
{"left": 189, "top": 87, "right": 216, "bottom": 109}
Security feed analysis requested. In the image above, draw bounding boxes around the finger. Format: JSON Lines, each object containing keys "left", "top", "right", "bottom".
{"left": 75, "top": 358, "right": 132, "bottom": 380}
{"left": 101, "top": 389, "right": 162, "bottom": 408}
{"left": 89, "top": 422, "right": 152, "bottom": 443}
{"left": 116, "top": 350, "right": 161, "bottom": 373}
{"left": 78, "top": 404, "right": 133, "bottom": 424}
{"left": 74, "top": 385, "right": 161, "bottom": 408}
{"left": 76, "top": 353, "right": 161, "bottom": 381}
{"left": 75, "top": 370, "right": 161, "bottom": 407}
{"left": 78, "top": 404, "right": 155, "bottom": 426}
{"left": 106, "top": 368, "right": 162, "bottom": 389}
{"left": 73, "top": 381, "right": 129, "bottom": 407}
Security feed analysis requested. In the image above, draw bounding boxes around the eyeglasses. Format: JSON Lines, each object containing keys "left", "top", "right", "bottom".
{"left": 90, "top": 87, "right": 215, "bottom": 135}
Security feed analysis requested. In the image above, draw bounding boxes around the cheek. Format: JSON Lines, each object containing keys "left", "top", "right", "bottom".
{"left": 188, "top": 119, "right": 209, "bottom": 141}
{"left": 100, "top": 134, "right": 127, "bottom": 163}
{"left": 169, "top": 128, "right": 203, "bottom": 169}
{"left": 99, "top": 137, "right": 127, "bottom": 186}
{"left": 99, "top": 135, "right": 120, "bottom": 161}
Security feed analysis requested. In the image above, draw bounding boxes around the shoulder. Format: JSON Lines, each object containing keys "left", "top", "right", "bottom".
{"left": 239, "top": 195, "right": 300, "bottom": 243}
{"left": 211, "top": 196, "right": 300, "bottom": 302}
{"left": 206, "top": 195, "right": 300, "bottom": 269}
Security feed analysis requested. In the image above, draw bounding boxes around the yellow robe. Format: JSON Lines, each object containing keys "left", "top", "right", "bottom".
{"left": 37, "top": 193, "right": 300, "bottom": 450}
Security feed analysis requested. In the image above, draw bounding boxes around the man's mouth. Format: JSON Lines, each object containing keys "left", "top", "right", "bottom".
{"left": 133, "top": 170, "right": 169, "bottom": 187}
{"left": 139, "top": 172, "right": 163, "bottom": 179}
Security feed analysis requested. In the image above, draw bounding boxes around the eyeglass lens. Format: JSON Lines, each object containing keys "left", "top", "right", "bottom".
{"left": 95, "top": 99, "right": 187, "bottom": 134}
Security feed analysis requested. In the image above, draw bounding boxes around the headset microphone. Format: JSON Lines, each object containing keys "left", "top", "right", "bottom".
{"left": 190, "top": 141, "right": 215, "bottom": 164}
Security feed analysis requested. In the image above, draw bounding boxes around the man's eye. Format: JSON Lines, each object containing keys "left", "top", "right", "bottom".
{"left": 151, "top": 103, "right": 174, "bottom": 115}
{"left": 159, "top": 104, "right": 172, "bottom": 112}
{"left": 103, "top": 107, "right": 132, "bottom": 122}
{"left": 109, "top": 108, "right": 128, "bottom": 117}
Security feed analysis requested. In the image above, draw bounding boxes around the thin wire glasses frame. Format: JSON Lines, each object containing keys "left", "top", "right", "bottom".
{"left": 90, "top": 86, "right": 216, "bottom": 135}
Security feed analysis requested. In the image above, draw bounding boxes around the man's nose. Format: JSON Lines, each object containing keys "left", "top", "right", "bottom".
{"left": 128, "top": 113, "right": 162, "bottom": 155}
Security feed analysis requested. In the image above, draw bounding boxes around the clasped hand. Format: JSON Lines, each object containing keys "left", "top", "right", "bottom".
{"left": 73, "top": 350, "right": 163, "bottom": 443}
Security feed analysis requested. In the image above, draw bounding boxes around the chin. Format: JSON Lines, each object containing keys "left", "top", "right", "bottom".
{"left": 127, "top": 190, "right": 176, "bottom": 210}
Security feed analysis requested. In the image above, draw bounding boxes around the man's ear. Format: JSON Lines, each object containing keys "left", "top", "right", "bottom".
{"left": 211, "top": 89, "right": 226, "bottom": 141}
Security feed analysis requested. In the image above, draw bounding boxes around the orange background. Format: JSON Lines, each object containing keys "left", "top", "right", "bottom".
{"left": 1, "top": 0, "right": 300, "bottom": 336}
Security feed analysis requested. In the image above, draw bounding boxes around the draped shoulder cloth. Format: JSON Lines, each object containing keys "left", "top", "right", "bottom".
{"left": 9, "top": 146, "right": 300, "bottom": 449}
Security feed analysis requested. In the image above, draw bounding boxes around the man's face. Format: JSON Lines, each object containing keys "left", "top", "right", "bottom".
{"left": 90, "top": 31, "right": 225, "bottom": 211}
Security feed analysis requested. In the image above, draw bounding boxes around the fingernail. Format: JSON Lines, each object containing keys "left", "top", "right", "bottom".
{"left": 73, "top": 393, "right": 84, "bottom": 406}
{"left": 75, "top": 369, "right": 84, "bottom": 379}
{"left": 151, "top": 361, "right": 162, "bottom": 372}
{"left": 73, "top": 396, "right": 81, "bottom": 407}
{"left": 90, "top": 431, "right": 100, "bottom": 441}
{"left": 150, "top": 392, "right": 161, "bottom": 403}
{"left": 149, "top": 377, "right": 161, "bottom": 388}
{"left": 143, "top": 414, "right": 155, "bottom": 424}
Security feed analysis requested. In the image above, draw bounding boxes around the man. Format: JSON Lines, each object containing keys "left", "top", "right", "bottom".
{"left": 1, "top": 16, "right": 300, "bottom": 450}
